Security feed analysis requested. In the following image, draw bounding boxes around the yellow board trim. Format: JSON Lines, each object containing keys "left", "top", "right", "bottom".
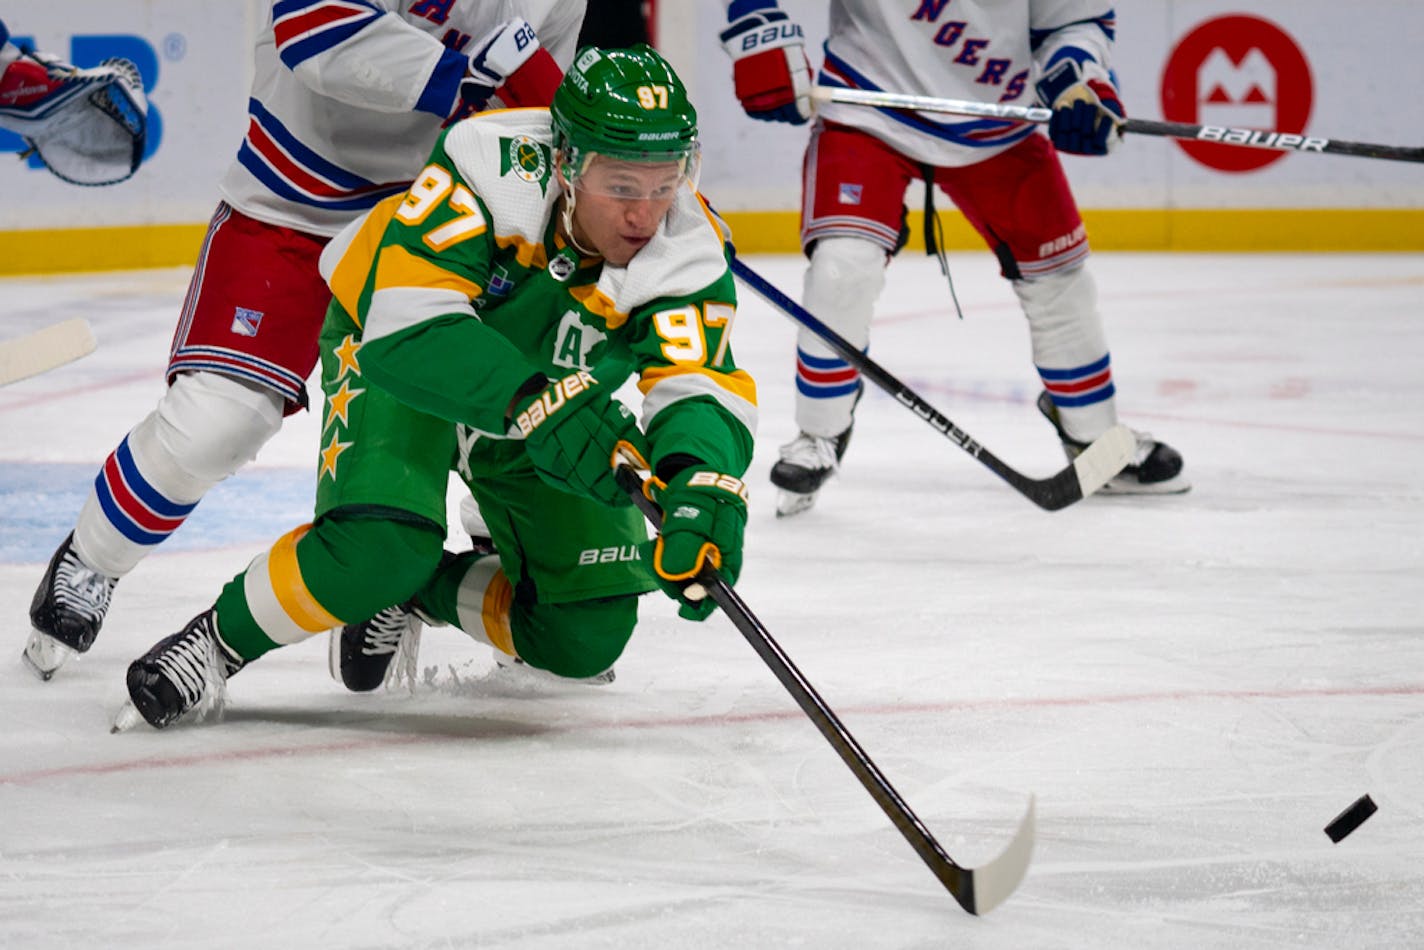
{"left": 1, "top": 209, "right": 1421, "bottom": 277}
{"left": 0, "top": 223, "right": 209, "bottom": 275}
{"left": 715, "top": 208, "right": 1424, "bottom": 254}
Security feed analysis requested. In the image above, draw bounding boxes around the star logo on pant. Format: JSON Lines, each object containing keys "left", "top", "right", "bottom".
{"left": 332, "top": 334, "right": 362, "bottom": 381}
{"left": 320, "top": 434, "right": 353, "bottom": 481}
{"left": 324, "top": 378, "right": 364, "bottom": 430}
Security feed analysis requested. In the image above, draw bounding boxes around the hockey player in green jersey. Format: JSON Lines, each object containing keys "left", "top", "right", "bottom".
{"left": 115, "top": 45, "right": 758, "bottom": 730}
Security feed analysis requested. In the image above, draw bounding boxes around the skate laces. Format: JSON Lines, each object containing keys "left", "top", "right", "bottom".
{"left": 359, "top": 606, "right": 422, "bottom": 690}
{"left": 152, "top": 615, "right": 240, "bottom": 720}
{"left": 780, "top": 432, "right": 839, "bottom": 472}
{"left": 360, "top": 607, "right": 415, "bottom": 656}
{"left": 53, "top": 548, "right": 116, "bottom": 624}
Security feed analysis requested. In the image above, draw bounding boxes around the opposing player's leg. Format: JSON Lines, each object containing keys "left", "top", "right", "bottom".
{"left": 26, "top": 204, "right": 330, "bottom": 679}
{"left": 780, "top": 123, "right": 907, "bottom": 515}
{"left": 937, "top": 135, "right": 1186, "bottom": 494}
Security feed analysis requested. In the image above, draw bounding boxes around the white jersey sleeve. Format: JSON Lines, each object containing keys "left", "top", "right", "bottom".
{"left": 1029, "top": 1, "right": 1115, "bottom": 84}
{"left": 219, "top": 0, "right": 585, "bottom": 237}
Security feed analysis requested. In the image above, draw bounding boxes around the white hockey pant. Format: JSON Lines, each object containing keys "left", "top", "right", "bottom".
{"left": 1013, "top": 264, "right": 1117, "bottom": 441}
{"left": 794, "top": 237, "right": 887, "bottom": 438}
{"left": 74, "top": 370, "right": 286, "bottom": 576}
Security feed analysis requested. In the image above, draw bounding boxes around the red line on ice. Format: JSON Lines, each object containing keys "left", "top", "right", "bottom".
{"left": 2, "top": 682, "right": 1421, "bottom": 787}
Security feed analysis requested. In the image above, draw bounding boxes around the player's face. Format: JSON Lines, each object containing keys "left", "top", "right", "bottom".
{"left": 565, "top": 156, "right": 684, "bottom": 266}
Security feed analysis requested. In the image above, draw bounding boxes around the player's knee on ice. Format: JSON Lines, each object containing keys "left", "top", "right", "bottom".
{"left": 511, "top": 595, "right": 638, "bottom": 680}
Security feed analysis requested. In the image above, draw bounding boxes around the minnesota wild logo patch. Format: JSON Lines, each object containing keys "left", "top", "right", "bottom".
{"left": 500, "top": 135, "right": 551, "bottom": 193}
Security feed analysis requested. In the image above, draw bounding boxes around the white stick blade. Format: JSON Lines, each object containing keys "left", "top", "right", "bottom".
{"left": 1072, "top": 424, "right": 1136, "bottom": 498}
{"left": 969, "top": 794, "right": 1036, "bottom": 915}
{"left": 0, "top": 318, "right": 98, "bottom": 386}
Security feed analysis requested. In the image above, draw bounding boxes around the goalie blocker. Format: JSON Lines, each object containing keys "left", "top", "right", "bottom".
{"left": 0, "top": 38, "right": 148, "bottom": 186}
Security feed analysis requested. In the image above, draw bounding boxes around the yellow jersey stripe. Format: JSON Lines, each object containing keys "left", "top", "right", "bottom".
{"left": 637, "top": 363, "right": 758, "bottom": 405}
{"left": 329, "top": 196, "right": 402, "bottom": 322}
{"left": 374, "top": 243, "right": 484, "bottom": 300}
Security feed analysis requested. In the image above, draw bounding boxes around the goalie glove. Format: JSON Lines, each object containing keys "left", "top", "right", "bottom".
{"left": 509, "top": 370, "right": 649, "bottom": 508}
{"left": 641, "top": 466, "right": 749, "bottom": 622}
{"left": 459, "top": 17, "right": 562, "bottom": 113}
{"left": 719, "top": 0, "right": 812, "bottom": 125}
{"left": 0, "top": 51, "right": 147, "bottom": 185}
{"left": 1035, "top": 55, "right": 1124, "bottom": 156}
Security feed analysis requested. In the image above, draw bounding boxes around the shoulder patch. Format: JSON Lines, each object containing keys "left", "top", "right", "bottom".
{"left": 499, "top": 134, "right": 552, "bottom": 194}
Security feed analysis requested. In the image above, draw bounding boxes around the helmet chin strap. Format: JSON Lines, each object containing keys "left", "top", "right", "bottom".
{"left": 557, "top": 167, "right": 599, "bottom": 258}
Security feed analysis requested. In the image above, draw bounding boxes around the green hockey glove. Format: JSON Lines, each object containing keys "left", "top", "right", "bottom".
{"left": 510, "top": 370, "right": 648, "bottom": 507}
{"left": 641, "top": 468, "right": 748, "bottom": 621}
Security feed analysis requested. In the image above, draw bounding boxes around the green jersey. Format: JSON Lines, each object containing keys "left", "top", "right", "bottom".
{"left": 318, "top": 108, "right": 757, "bottom": 480}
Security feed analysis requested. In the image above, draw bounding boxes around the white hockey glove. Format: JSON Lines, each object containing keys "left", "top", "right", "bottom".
{"left": 719, "top": 0, "right": 812, "bottom": 125}
{"left": 459, "top": 17, "right": 562, "bottom": 113}
{"left": 1035, "top": 56, "right": 1124, "bottom": 156}
{"left": 0, "top": 50, "right": 147, "bottom": 185}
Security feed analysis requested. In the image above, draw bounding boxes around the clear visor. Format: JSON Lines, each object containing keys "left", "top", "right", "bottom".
{"left": 563, "top": 145, "right": 701, "bottom": 201}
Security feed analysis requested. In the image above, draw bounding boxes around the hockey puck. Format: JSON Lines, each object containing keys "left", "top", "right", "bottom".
{"left": 1324, "top": 794, "right": 1377, "bottom": 843}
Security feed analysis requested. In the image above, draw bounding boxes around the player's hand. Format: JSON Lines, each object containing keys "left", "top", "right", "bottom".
{"left": 719, "top": 1, "right": 812, "bottom": 124}
{"left": 1035, "top": 57, "right": 1124, "bottom": 155}
{"left": 641, "top": 468, "right": 748, "bottom": 621}
{"left": 509, "top": 371, "right": 647, "bottom": 508}
{"left": 460, "top": 16, "right": 561, "bottom": 112}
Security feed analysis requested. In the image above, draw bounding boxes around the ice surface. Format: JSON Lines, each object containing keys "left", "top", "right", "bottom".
{"left": 2, "top": 253, "right": 1422, "bottom": 948}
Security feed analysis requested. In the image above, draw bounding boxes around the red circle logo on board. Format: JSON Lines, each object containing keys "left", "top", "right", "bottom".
{"left": 1160, "top": 14, "right": 1313, "bottom": 173}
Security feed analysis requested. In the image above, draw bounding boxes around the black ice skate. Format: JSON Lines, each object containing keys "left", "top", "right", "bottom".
{"left": 769, "top": 426, "right": 854, "bottom": 516}
{"left": 24, "top": 532, "right": 119, "bottom": 680}
{"left": 1037, "top": 391, "right": 1189, "bottom": 494}
{"left": 330, "top": 603, "right": 423, "bottom": 692}
{"left": 115, "top": 609, "right": 247, "bottom": 731}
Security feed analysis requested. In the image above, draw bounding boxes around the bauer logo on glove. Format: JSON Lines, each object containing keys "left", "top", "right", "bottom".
{"left": 641, "top": 468, "right": 749, "bottom": 621}
{"left": 684, "top": 470, "right": 750, "bottom": 502}
{"left": 728, "top": 16, "right": 804, "bottom": 54}
{"left": 511, "top": 371, "right": 647, "bottom": 508}
{"left": 719, "top": 2, "right": 812, "bottom": 125}
{"left": 512, "top": 370, "right": 597, "bottom": 437}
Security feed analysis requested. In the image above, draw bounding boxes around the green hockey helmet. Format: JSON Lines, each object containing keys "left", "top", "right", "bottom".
{"left": 550, "top": 45, "right": 700, "bottom": 182}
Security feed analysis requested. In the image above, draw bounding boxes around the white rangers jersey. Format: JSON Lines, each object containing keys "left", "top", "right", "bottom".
{"left": 815, "top": 0, "right": 1115, "bottom": 167}
{"left": 219, "top": 0, "right": 585, "bottom": 237}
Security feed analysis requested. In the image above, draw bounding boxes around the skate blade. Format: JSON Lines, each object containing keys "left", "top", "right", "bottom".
{"left": 22, "top": 629, "right": 73, "bottom": 681}
{"left": 326, "top": 627, "right": 341, "bottom": 683}
{"left": 1098, "top": 473, "right": 1193, "bottom": 496}
{"left": 775, "top": 489, "right": 819, "bottom": 518}
{"left": 110, "top": 700, "right": 145, "bottom": 733}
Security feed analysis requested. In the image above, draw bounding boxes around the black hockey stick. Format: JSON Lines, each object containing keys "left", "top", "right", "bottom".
{"left": 730, "top": 256, "right": 1134, "bottom": 511}
{"left": 617, "top": 463, "right": 1035, "bottom": 915}
{"left": 812, "top": 87, "right": 1424, "bottom": 164}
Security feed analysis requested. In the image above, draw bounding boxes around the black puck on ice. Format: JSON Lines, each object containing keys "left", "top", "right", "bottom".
{"left": 1324, "top": 794, "right": 1377, "bottom": 843}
